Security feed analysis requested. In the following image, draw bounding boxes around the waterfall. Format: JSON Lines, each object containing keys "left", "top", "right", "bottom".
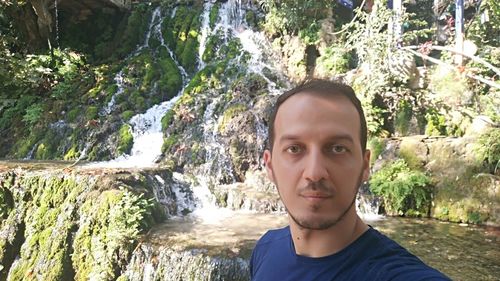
{"left": 357, "top": 183, "right": 383, "bottom": 221}
{"left": 54, "top": 0, "right": 59, "bottom": 48}
{"left": 101, "top": 70, "right": 125, "bottom": 115}
{"left": 87, "top": 7, "right": 188, "bottom": 168}
{"left": 198, "top": 1, "right": 213, "bottom": 69}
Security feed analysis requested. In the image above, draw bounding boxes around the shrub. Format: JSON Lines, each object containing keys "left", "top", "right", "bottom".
{"left": 475, "top": 128, "right": 500, "bottom": 174}
{"left": 315, "top": 46, "right": 351, "bottom": 77}
{"left": 22, "top": 103, "right": 44, "bottom": 127}
{"left": 370, "top": 159, "right": 431, "bottom": 216}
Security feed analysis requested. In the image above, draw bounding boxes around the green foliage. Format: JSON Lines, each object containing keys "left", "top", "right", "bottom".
{"left": 367, "top": 137, "right": 385, "bottom": 165}
{"left": 72, "top": 188, "right": 154, "bottom": 281}
{"left": 394, "top": 100, "right": 413, "bottom": 136}
{"left": 370, "top": 159, "right": 431, "bottom": 216}
{"left": 429, "top": 65, "right": 468, "bottom": 106}
{"left": 475, "top": 129, "right": 500, "bottom": 174}
{"left": 298, "top": 22, "right": 320, "bottom": 44}
{"left": 315, "top": 45, "right": 351, "bottom": 76}
{"left": 261, "top": 0, "right": 333, "bottom": 36}
{"left": 22, "top": 103, "right": 44, "bottom": 127}
{"left": 118, "top": 124, "right": 133, "bottom": 154}
{"left": 467, "top": 0, "right": 500, "bottom": 47}
{"left": 425, "top": 110, "right": 447, "bottom": 136}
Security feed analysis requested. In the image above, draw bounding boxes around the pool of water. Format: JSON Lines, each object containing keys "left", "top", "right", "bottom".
{"left": 370, "top": 217, "right": 500, "bottom": 280}
{"left": 147, "top": 213, "right": 500, "bottom": 280}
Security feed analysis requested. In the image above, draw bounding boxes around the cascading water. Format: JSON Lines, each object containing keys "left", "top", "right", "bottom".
{"left": 87, "top": 7, "right": 188, "bottom": 168}
{"left": 54, "top": 0, "right": 59, "bottom": 48}
{"left": 198, "top": 1, "right": 213, "bottom": 69}
{"left": 101, "top": 70, "right": 125, "bottom": 115}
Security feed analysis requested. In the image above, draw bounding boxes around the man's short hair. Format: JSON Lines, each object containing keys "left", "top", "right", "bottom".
{"left": 267, "top": 79, "right": 367, "bottom": 153}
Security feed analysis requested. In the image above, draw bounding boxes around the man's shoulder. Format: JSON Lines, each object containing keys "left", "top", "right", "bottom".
{"left": 255, "top": 225, "right": 290, "bottom": 247}
{"left": 364, "top": 228, "right": 451, "bottom": 280}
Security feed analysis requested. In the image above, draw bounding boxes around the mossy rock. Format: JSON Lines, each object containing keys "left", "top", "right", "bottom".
{"left": 398, "top": 136, "right": 427, "bottom": 170}
{"left": 85, "top": 106, "right": 99, "bottom": 120}
{"left": 218, "top": 104, "right": 247, "bottom": 133}
{"left": 118, "top": 124, "right": 134, "bottom": 154}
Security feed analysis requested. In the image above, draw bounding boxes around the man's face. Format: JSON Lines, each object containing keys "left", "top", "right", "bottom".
{"left": 263, "top": 92, "right": 370, "bottom": 230}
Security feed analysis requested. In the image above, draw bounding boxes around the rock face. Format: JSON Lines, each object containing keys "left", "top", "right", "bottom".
{"left": 0, "top": 164, "right": 169, "bottom": 281}
{"left": 8, "top": 0, "right": 130, "bottom": 50}
{"left": 373, "top": 135, "right": 500, "bottom": 226}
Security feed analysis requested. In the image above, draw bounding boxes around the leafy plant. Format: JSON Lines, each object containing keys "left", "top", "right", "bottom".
{"left": 370, "top": 159, "right": 431, "bottom": 216}
{"left": 22, "top": 103, "right": 44, "bottom": 127}
{"left": 475, "top": 128, "right": 500, "bottom": 174}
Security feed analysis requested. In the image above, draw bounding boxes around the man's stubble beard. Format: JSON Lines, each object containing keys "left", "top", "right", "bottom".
{"left": 278, "top": 172, "right": 364, "bottom": 231}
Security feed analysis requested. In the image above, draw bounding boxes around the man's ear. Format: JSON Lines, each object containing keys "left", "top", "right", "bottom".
{"left": 362, "top": 149, "right": 371, "bottom": 182}
{"left": 263, "top": 149, "right": 276, "bottom": 183}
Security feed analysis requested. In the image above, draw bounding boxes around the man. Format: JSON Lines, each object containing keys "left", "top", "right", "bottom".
{"left": 250, "top": 79, "right": 449, "bottom": 280}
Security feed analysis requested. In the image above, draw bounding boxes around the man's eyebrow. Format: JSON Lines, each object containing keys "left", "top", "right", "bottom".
{"left": 278, "top": 134, "right": 355, "bottom": 143}
{"left": 278, "top": 135, "right": 301, "bottom": 143}
{"left": 326, "top": 135, "right": 355, "bottom": 143}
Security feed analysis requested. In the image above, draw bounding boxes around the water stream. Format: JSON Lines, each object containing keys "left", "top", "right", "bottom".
{"left": 87, "top": 7, "right": 188, "bottom": 168}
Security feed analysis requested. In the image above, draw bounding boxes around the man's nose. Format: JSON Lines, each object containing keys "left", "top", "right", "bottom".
{"left": 303, "top": 149, "right": 329, "bottom": 182}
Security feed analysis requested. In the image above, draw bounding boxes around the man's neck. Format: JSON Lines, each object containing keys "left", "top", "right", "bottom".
{"left": 289, "top": 210, "right": 369, "bottom": 258}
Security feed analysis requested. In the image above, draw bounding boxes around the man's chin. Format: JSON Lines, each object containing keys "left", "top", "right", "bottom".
{"left": 288, "top": 213, "right": 342, "bottom": 230}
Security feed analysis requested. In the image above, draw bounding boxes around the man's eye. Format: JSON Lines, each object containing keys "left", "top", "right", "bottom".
{"left": 286, "top": 145, "right": 302, "bottom": 154}
{"left": 331, "top": 145, "right": 347, "bottom": 154}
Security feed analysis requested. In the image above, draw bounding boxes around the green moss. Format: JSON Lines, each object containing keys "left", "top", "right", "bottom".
{"left": 85, "top": 106, "right": 98, "bottom": 120}
{"left": 158, "top": 47, "right": 182, "bottom": 99}
{"left": 121, "top": 110, "right": 135, "bottom": 121}
{"left": 118, "top": 124, "right": 134, "bottom": 155}
{"left": 129, "top": 90, "right": 146, "bottom": 112}
{"left": 63, "top": 146, "right": 80, "bottom": 161}
{"left": 161, "top": 134, "right": 179, "bottom": 153}
{"left": 161, "top": 109, "right": 175, "bottom": 131}
{"left": 202, "top": 34, "right": 222, "bottom": 63}
{"left": 398, "top": 140, "right": 424, "bottom": 170}
{"left": 6, "top": 176, "right": 86, "bottom": 281}
{"left": 116, "top": 4, "right": 152, "bottom": 58}
{"left": 180, "top": 37, "right": 199, "bottom": 74}
{"left": 72, "top": 188, "right": 154, "bottom": 281}
{"left": 66, "top": 108, "right": 80, "bottom": 123}
{"left": 218, "top": 104, "right": 247, "bottom": 132}
{"left": 163, "top": 5, "right": 202, "bottom": 74}
{"left": 209, "top": 3, "right": 220, "bottom": 29}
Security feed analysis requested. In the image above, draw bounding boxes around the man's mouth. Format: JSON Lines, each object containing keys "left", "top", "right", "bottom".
{"left": 300, "top": 192, "right": 332, "bottom": 202}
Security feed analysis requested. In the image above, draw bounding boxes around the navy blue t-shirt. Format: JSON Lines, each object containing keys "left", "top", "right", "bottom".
{"left": 250, "top": 226, "right": 450, "bottom": 281}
